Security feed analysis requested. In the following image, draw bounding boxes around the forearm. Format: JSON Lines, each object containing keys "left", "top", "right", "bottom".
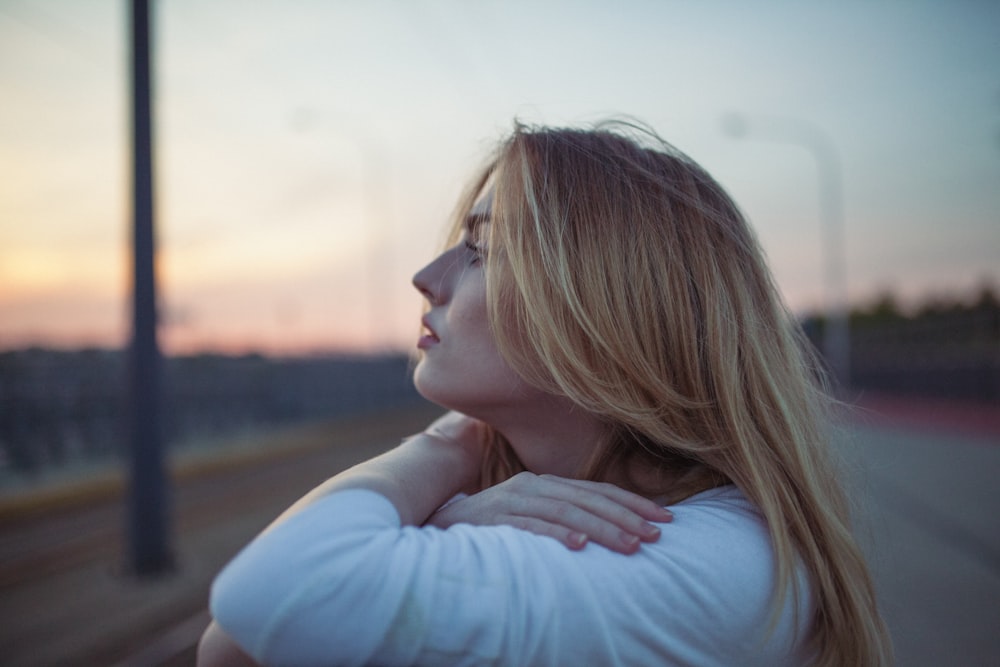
{"left": 265, "top": 427, "right": 480, "bottom": 532}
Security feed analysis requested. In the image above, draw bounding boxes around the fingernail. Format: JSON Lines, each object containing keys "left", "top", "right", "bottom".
{"left": 569, "top": 532, "right": 588, "bottom": 548}
{"left": 657, "top": 508, "right": 674, "bottom": 521}
{"left": 620, "top": 531, "right": 640, "bottom": 548}
{"left": 642, "top": 524, "right": 661, "bottom": 539}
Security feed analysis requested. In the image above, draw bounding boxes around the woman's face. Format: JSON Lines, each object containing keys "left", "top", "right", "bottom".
{"left": 411, "top": 194, "right": 541, "bottom": 417}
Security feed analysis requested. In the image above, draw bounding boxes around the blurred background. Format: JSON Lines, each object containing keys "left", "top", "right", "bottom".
{"left": 2, "top": 0, "right": 997, "bottom": 475}
{"left": 0, "top": 1, "right": 998, "bottom": 665}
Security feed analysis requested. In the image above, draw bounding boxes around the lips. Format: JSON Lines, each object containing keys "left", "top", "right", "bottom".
{"left": 418, "top": 316, "right": 440, "bottom": 349}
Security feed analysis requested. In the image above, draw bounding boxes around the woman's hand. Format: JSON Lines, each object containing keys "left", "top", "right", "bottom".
{"left": 420, "top": 410, "right": 484, "bottom": 455}
{"left": 426, "top": 472, "right": 673, "bottom": 554}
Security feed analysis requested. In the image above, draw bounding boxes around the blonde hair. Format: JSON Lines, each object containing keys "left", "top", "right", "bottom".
{"left": 446, "top": 120, "right": 892, "bottom": 666}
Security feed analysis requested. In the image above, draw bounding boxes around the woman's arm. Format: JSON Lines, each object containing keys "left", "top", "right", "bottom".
{"left": 199, "top": 411, "right": 483, "bottom": 667}
{"left": 200, "top": 411, "right": 672, "bottom": 666}
{"left": 263, "top": 411, "right": 483, "bottom": 531}
{"left": 426, "top": 472, "right": 673, "bottom": 554}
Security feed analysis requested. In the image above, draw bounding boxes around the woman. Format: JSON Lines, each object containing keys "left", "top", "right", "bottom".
{"left": 199, "top": 121, "right": 892, "bottom": 666}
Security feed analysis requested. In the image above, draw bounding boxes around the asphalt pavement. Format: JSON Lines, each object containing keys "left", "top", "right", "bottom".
{"left": 839, "top": 401, "right": 1000, "bottom": 667}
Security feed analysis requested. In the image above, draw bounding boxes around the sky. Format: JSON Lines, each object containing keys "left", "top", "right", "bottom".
{"left": 1, "top": 0, "right": 998, "bottom": 354}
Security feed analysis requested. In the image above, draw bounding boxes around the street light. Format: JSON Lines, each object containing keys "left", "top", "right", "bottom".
{"left": 126, "top": 0, "right": 172, "bottom": 575}
{"left": 722, "top": 112, "right": 851, "bottom": 391}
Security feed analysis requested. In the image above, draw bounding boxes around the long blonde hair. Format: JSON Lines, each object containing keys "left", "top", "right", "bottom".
{"left": 446, "top": 120, "right": 891, "bottom": 666}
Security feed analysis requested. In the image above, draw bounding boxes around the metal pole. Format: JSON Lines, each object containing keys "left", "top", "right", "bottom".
{"left": 127, "top": 0, "right": 172, "bottom": 575}
{"left": 722, "top": 113, "right": 851, "bottom": 390}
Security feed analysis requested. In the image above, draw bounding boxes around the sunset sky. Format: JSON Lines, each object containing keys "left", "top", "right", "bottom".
{"left": 1, "top": 0, "right": 998, "bottom": 354}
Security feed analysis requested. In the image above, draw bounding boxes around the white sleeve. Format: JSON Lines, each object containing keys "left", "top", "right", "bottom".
{"left": 209, "top": 488, "right": 568, "bottom": 667}
{"left": 210, "top": 486, "right": 811, "bottom": 667}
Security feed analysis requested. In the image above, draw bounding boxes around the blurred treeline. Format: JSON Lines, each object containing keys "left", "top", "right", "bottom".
{"left": 0, "top": 352, "right": 422, "bottom": 480}
{"left": 803, "top": 282, "right": 999, "bottom": 402}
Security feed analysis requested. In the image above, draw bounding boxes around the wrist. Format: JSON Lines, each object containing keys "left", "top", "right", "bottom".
{"left": 405, "top": 431, "right": 481, "bottom": 489}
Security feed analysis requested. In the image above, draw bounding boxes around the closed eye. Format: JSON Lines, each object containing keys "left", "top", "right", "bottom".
{"left": 464, "top": 240, "right": 484, "bottom": 265}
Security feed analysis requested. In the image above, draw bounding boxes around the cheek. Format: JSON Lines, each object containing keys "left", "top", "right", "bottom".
{"left": 449, "top": 274, "right": 493, "bottom": 349}
{"left": 452, "top": 304, "right": 492, "bottom": 350}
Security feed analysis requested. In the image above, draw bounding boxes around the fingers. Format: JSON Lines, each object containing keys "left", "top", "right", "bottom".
{"left": 506, "top": 516, "right": 591, "bottom": 551}
{"left": 426, "top": 471, "right": 675, "bottom": 555}
{"left": 501, "top": 474, "right": 672, "bottom": 554}
{"left": 530, "top": 476, "right": 672, "bottom": 539}
{"left": 508, "top": 497, "right": 650, "bottom": 554}
{"left": 547, "top": 476, "right": 674, "bottom": 523}
{"left": 423, "top": 411, "right": 481, "bottom": 445}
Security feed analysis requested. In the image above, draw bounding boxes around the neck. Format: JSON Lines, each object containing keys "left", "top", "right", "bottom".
{"left": 488, "top": 396, "right": 684, "bottom": 503}
{"left": 483, "top": 394, "right": 608, "bottom": 478}
{"left": 467, "top": 392, "right": 686, "bottom": 501}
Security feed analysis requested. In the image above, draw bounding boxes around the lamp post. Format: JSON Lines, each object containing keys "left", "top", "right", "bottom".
{"left": 722, "top": 112, "right": 851, "bottom": 390}
{"left": 126, "top": 0, "right": 172, "bottom": 575}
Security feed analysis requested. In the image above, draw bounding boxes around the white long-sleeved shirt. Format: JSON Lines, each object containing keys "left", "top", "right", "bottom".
{"left": 211, "top": 485, "right": 814, "bottom": 666}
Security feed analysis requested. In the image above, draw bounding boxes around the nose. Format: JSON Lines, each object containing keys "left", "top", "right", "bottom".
{"left": 412, "top": 263, "right": 436, "bottom": 303}
{"left": 412, "top": 249, "right": 454, "bottom": 305}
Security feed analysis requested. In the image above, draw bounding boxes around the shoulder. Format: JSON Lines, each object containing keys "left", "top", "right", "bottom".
{"left": 598, "top": 485, "right": 781, "bottom": 612}
{"left": 658, "top": 484, "right": 774, "bottom": 572}
{"left": 432, "top": 484, "right": 810, "bottom": 665}
{"left": 559, "top": 485, "right": 808, "bottom": 663}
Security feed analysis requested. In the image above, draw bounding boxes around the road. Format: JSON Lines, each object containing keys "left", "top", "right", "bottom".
{"left": 841, "top": 412, "right": 1000, "bottom": 667}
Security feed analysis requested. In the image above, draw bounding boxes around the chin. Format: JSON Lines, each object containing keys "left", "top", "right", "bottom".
{"left": 413, "top": 377, "right": 493, "bottom": 423}
{"left": 413, "top": 357, "right": 540, "bottom": 421}
{"left": 415, "top": 381, "right": 470, "bottom": 415}
{"left": 413, "top": 365, "right": 459, "bottom": 411}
